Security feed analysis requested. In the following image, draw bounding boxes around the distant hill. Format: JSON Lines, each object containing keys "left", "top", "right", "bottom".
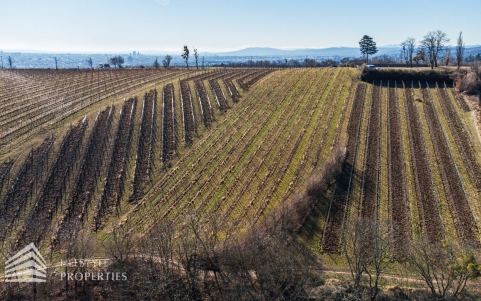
{"left": 204, "top": 47, "right": 359, "bottom": 57}
{"left": 205, "top": 46, "right": 401, "bottom": 58}
{"left": 3, "top": 45, "right": 480, "bottom": 60}
{"left": 204, "top": 45, "right": 481, "bottom": 58}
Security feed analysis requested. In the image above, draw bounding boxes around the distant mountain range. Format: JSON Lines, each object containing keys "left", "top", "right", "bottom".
{"left": 202, "top": 45, "right": 481, "bottom": 58}
{"left": 202, "top": 46, "right": 401, "bottom": 58}
{"left": 2, "top": 45, "right": 480, "bottom": 59}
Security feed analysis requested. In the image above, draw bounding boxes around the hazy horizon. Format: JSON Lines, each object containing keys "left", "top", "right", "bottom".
{"left": 2, "top": 44, "right": 481, "bottom": 57}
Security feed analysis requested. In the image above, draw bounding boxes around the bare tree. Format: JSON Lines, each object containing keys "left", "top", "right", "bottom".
{"left": 289, "top": 59, "right": 301, "bottom": 67}
{"left": 342, "top": 218, "right": 370, "bottom": 292}
{"left": 413, "top": 49, "right": 425, "bottom": 67}
{"left": 54, "top": 57, "right": 58, "bottom": 70}
{"left": 109, "top": 55, "right": 125, "bottom": 68}
{"left": 401, "top": 43, "right": 409, "bottom": 66}
{"left": 141, "top": 221, "right": 182, "bottom": 298}
{"left": 420, "top": 30, "right": 450, "bottom": 69}
{"left": 444, "top": 48, "right": 452, "bottom": 66}
{"left": 342, "top": 218, "right": 392, "bottom": 300}
{"left": 7, "top": 56, "right": 12, "bottom": 69}
{"left": 471, "top": 61, "right": 480, "bottom": 81}
{"left": 153, "top": 57, "right": 160, "bottom": 68}
{"left": 71, "top": 230, "right": 96, "bottom": 293}
{"left": 193, "top": 48, "right": 199, "bottom": 70}
{"left": 403, "top": 37, "right": 416, "bottom": 67}
{"left": 364, "top": 221, "right": 391, "bottom": 301}
{"left": 434, "top": 30, "right": 450, "bottom": 67}
{"left": 59, "top": 222, "right": 82, "bottom": 295}
{"left": 409, "top": 238, "right": 481, "bottom": 300}
{"left": 105, "top": 226, "right": 135, "bottom": 266}
{"left": 456, "top": 32, "right": 465, "bottom": 70}
{"left": 303, "top": 55, "right": 308, "bottom": 67}
{"left": 182, "top": 46, "right": 190, "bottom": 69}
{"left": 1, "top": 56, "right": 3, "bottom": 69}
{"left": 340, "top": 57, "right": 350, "bottom": 67}
{"left": 420, "top": 34, "right": 435, "bottom": 68}
{"left": 202, "top": 56, "right": 204, "bottom": 69}
{"left": 86, "top": 57, "right": 93, "bottom": 69}
{"left": 162, "top": 54, "right": 172, "bottom": 68}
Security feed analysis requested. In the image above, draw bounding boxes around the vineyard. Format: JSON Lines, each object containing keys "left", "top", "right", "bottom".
{"left": 0, "top": 67, "right": 274, "bottom": 246}
{"left": 1, "top": 67, "right": 481, "bottom": 258}
{"left": 311, "top": 79, "right": 481, "bottom": 256}
{"left": 119, "top": 67, "right": 356, "bottom": 238}
{"left": 0, "top": 68, "right": 188, "bottom": 156}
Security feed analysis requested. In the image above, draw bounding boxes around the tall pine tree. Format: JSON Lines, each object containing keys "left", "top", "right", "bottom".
{"left": 182, "top": 46, "right": 190, "bottom": 69}
{"left": 359, "top": 35, "right": 378, "bottom": 64}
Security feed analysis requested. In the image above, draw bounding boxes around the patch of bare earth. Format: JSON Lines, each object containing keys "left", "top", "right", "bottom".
{"left": 464, "top": 93, "right": 481, "bottom": 143}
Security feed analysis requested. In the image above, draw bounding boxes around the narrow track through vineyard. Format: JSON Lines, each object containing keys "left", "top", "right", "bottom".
{"left": 180, "top": 80, "right": 196, "bottom": 144}
{"left": 162, "top": 84, "right": 177, "bottom": 162}
{"left": 322, "top": 82, "right": 366, "bottom": 253}
{"left": 360, "top": 82, "right": 380, "bottom": 220}
{"left": 387, "top": 81, "right": 409, "bottom": 256}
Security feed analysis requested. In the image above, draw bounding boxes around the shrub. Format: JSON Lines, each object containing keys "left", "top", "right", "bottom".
{"left": 361, "top": 68, "right": 454, "bottom": 82}
{"left": 259, "top": 145, "right": 347, "bottom": 237}
{"left": 452, "top": 71, "right": 481, "bottom": 94}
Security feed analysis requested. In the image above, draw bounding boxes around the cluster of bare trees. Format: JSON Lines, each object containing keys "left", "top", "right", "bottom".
{"left": 341, "top": 218, "right": 481, "bottom": 301}
{"left": 109, "top": 56, "right": 125, "bottom": 68}
{"left": 0, "top": 210, "right": 323, "bottom": 300}
{"left": 1, "top": 56, "right": 14, "bottom": 69}
{"left": 400, "top": 31, "right": 467, "bottom": 70}
{"left": 162, "top": 55, "right": 173, "bottom": 68}
{"left": 180, "top": 46, "right": 203, "bottom": 69}
{"left": 223, "top": 58, "right": 340, "bottom": 68}
{"left": 4, "top": 214, "right": 481, "bottom": 300}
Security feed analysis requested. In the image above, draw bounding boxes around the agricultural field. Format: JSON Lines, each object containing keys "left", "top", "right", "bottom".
{"left": 0, "top": 67, "right": 280, "bottom": 247}
{"left": 303, "top": 78, "right": 481, "bottom": 257}
{"left": 1, "top": 66, "right": 480, "bottom": 260}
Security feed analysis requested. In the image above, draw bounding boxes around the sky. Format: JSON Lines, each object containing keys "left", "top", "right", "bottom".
{"left": 1, "top": 0, "right": 480, "bottom": 54}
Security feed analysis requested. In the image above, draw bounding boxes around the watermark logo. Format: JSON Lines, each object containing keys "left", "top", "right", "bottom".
{"left": 4, "top": 243, "right": 47, "bottom": 283}
{"left": 2, "top": 243, "right": 127, "bottom": 283}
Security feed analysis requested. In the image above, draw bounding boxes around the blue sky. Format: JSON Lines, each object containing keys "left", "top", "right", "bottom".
{"left": 1, "top": 0, "right": 480, "bottom": 53}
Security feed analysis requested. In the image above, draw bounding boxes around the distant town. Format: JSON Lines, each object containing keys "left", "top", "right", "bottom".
{"left": 1, "top": 45, "right": 480, "bottom": 69}
{"left": 0, "top": 51, "right": 345, "bottom": 69}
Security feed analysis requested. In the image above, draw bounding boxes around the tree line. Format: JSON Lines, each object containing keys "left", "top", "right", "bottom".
{"left": 359, "top": 31, "right": 469, "bottom": 70}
